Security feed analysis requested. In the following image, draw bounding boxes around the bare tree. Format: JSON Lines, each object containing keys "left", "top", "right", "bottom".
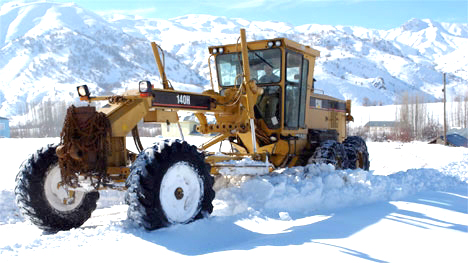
{"left": 422, "top": 113, "right": 443, "bottom": 140}
{"left": 452, "top": 93, "right": 463, "bottom": 128}
{"left": 395, "top": 92, "right": 432, "bottom": 141}
{"left": 464, "top": 90, "right": 468, "bottom": 129}
{"left": 362, "top": 97, "right": 370, "bottom": 107}
{"left": 397, "top": 92, "right": 413, "bottom": 141}
{"left": 10, "top": 100, "right": 69, "bottom": 138}
{"left": 452, "top": 91, "right": 467, "bottom": 129}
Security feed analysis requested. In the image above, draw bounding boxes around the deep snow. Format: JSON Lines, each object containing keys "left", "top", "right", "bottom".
{"left": 0, "top": 136, "right": 467, "bottom": 262}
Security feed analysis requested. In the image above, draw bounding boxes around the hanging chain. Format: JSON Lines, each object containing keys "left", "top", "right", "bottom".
{"left": 58, "top": 105, "right": 111, "bottom": 189}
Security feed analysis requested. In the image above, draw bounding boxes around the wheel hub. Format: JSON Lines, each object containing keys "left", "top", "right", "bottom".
{"left": 44, "top": 164, "right": 85, "bottom": 212}
{"left": 174, "top": 187, "right": 184, "bottom": 200}
{"left": 159, "top": 162, "right": 204, "bottom": 224}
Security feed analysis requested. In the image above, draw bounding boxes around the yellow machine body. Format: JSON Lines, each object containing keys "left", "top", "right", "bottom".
{"left": 73, "top": 29, "right": 353, "bottom": 182}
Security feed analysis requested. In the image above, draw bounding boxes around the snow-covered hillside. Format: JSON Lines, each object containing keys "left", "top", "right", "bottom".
{"left": 0, "top": 1, "right": 206, "bottom": 117}
{"left": 1, "top": 0, "right": 467, "bottom": 119}
{"left": 0, "top": 137, "right": 467, "bottom": 262}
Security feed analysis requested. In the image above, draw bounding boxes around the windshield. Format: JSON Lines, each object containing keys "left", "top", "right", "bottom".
{"left": 216, "top": 49, "right": 281, "bottom": 86}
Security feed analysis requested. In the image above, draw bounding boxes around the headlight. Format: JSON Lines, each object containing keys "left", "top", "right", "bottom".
{"left": 267, "top": 41, "right": 274, "bottom": 48}
{"left": 139, "top": 81, "right": 151, "bottom": 93}
{"left": 77, "top": 85, "right": 90, "bottom": 97}
{"left": 212, "top": 48, "right": 218, "bottom": 54}
{"left": 275, "top": 40, "right": 282, "bottom": 47}
{"left": 218, "top": 47, "right": 224, "bottom": 54}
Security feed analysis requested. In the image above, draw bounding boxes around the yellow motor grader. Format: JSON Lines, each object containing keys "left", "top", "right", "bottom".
{"left": 15, "top": 29, "right": 369, "bottom": 232}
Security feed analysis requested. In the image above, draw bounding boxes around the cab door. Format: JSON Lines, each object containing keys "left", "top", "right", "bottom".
{"left": 284, "top": 51, "right": 309, "bottom": 130}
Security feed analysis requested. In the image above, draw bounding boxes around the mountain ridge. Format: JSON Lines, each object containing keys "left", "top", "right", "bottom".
{"left": 0, "top": 0, "right": 466, "bottom": 119}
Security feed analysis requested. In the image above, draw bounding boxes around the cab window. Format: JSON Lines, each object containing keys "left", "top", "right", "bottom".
{"left": 284, "top": 52, "right": 302, "bottom": 129}
{"left": 216, "top": 49, "right": 281, "bottom": 86}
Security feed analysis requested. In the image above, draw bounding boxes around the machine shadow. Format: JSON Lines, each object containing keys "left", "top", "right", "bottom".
{"left": 124, "top": 201, "right": 396, "bottom": 259}
{"left": 124, "top": 186, "right": 467, "bottom": 260}
{"left": 389, "top": 187, "right": 468, "bottom": 233}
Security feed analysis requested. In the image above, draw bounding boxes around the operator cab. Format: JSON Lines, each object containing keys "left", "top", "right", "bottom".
{"left": 211, "top": 38, "right": 318, "bottom": 132}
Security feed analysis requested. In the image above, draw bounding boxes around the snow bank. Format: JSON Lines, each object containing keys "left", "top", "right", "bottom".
{"left": 214, "top": 163, "right": 466, "bottom": 218}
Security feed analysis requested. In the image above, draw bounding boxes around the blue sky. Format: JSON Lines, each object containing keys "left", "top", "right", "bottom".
{"left": 54, "top": 0, "right": 467, "bottom": 29}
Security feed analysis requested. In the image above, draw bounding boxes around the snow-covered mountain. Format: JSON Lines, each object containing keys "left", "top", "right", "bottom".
{"left": 0, "top": 1, "right": 206, "bottom": 117}
{"left": 1, "top": 0, "right": 467, "bottom": 118}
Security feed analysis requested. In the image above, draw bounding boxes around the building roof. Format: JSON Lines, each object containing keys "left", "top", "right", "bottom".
{"left": 448, "top": 128, "right": 468, "bottom": 138}
{"left": 430, "top": 134, "right": 468, "bottom": 147}
{"left": 364, "top": 121, "right": 400, "bottom": 127}
{"left": 0, "top": 117, "right": 9, "bottom": 121}
{"left": 445, "top": 134, "right": 468, "bottom": 147}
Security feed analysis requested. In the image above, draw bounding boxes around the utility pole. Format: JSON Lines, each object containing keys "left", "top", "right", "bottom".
{"left": 443, "top": 73, "right": 447, "bottom": 146}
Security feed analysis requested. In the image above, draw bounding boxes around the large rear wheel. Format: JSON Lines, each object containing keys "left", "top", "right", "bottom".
{"left": 309, "top": 140, "right": 348, "bottom": 169}
{"left": 15, "top": 144, "right": 99, "bottom": 232}
{"left": 125, "top": 140, "right": 215, "bottom": 230}
{"left": 343, "top": 136, "right": 370, "bottom": 170}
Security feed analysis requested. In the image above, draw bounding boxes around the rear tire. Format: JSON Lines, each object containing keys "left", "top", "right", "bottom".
{"left": 309, "top": 140, "right": 348, "bottom": 169}
{"left": 343, "top": 136, "right": 370, "bottom": 170}
{"left": 15, "top": 144, "right": 99, "bottom": 232}
{"left": 126, "top": 140, "right": 215, "bottom": 230}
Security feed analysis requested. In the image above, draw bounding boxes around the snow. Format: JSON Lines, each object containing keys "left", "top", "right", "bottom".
{"left": 0, "top": 136, "right": 467, "bottom": 262}
{"left": 216, "top": 157, "right": 272, "bottom": 176}
{"left": 0, "top": 1, "right": 467, "bottom": 260}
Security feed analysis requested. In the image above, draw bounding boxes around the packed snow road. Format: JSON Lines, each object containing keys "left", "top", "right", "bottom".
{"left": 0, "top": 137, "right": 467, "bottom": 262}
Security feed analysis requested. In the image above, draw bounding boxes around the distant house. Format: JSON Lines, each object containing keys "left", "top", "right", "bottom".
{"left": 364, "top": 121, "right": 399, "bottom": 137}
{"left": 0, "top": 117, "right": 10, "bottom": 138}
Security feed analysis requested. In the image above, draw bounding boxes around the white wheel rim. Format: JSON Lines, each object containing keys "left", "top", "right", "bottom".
{"left": 44, "top": 164, "right": 85, "bottom": 212}
{"left": 160, "top": 162, "right": 203, "bottom": 224}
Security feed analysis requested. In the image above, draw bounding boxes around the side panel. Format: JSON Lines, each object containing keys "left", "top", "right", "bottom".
{"left": 107, "top": 137, "right": 126, "bottom": 168}
{"left": 143, "top": 110, "right": 178, "bottom": 123}
{"left": 105, "top": 100, "right": 150, "bottom": 137}
{"left": 306, "top": 95, "right": 347, "bottom": 142}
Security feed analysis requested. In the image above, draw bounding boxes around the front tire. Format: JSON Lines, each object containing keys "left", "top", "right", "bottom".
{"left": 15, "top": 144, "right": 99, "bottom": 232}
{"left": 125, "top": 140, "right": 215, "bottom": 230}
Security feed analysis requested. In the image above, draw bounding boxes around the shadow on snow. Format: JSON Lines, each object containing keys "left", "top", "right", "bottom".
{"left": 123, "top": 185, "right": 467, "bottom": 262}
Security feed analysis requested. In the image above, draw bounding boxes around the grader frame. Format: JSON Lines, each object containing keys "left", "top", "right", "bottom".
{"left": 74, "top": 29, "right": 353, "bottom": 184}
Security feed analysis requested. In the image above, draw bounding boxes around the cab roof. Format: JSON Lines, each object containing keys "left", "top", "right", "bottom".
{"left": 208, "top": 37, "right": 320, "bottom": 58}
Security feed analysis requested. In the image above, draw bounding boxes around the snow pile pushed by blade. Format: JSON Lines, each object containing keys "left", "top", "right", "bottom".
{"left": 213, "top": 163, "right": 466, "bottom": 217}
{"left": 440, "top": 153, "right": 468, "bottom": 183}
